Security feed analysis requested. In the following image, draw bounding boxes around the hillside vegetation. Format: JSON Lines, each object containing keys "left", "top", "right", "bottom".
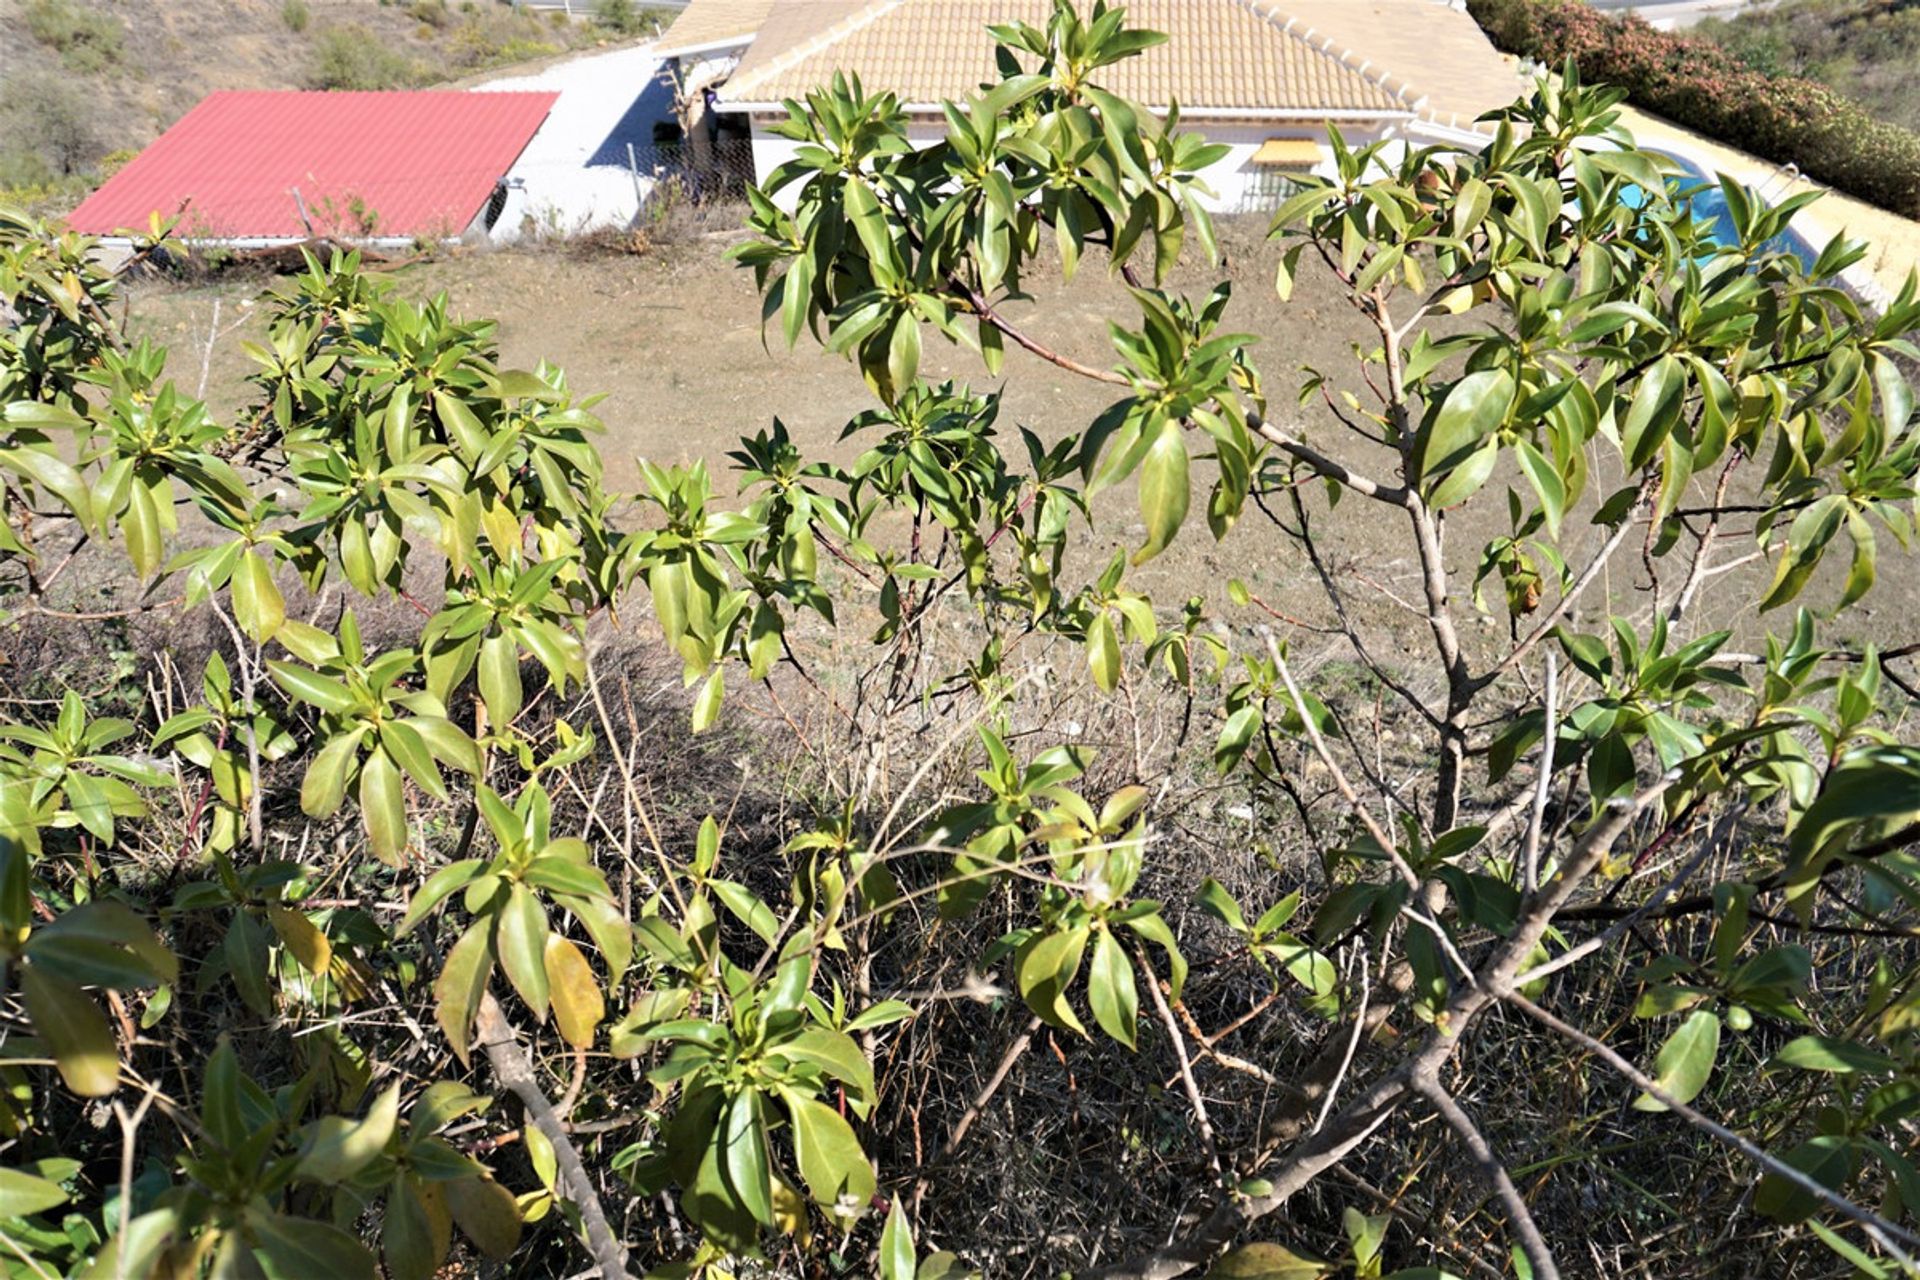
{"left": 1698, "top": 0, "right": 1920, "bottom": 135}
{"left": 1470, "top": 0, "right": 1920, "bottom": 216}
{"left": 0, "top": 0, "right": 666, "bottom": 212}
{"left": 4, "top": 3, "right": 1920, "bottom": 1275}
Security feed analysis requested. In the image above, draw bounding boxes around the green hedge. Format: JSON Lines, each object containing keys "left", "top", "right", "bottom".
{"left": 1467, "top": 0, "right": 1920, "bottom": 218}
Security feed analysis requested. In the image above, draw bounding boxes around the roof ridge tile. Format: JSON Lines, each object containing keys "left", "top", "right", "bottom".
{"left": 725, "top": 0, "right": 909, "bottom": 102}
{"left": 1228, "top": 0, "right": 1420, "bottom": 110}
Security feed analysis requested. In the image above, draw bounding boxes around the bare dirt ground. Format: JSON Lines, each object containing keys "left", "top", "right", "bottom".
{"left": 117, "top": 216, "right": 1920, "bottom": 676}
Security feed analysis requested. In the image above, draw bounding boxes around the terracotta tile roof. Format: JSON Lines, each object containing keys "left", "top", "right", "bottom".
{"left": 720, "top": 0, "right": 1409, "bottom": 114}
{"left": 656, "top": 0, "right": 780, "bottom": 57}
{"left": 1260, "top": 0, "right": 1526, "bottom": 135}
{"left": 66, "top": 91, "right": 557, "bottom": 239}
{"left": 716, "top": 0, "right": 1521, "bottom": 132}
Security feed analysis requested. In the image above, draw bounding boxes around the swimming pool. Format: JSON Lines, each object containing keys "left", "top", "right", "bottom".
{"left": 1667, "top": 151, "right": 1820, "bottom": 267}
{"left": 1625, "top": 150, "right": 1820, "bottom": 269}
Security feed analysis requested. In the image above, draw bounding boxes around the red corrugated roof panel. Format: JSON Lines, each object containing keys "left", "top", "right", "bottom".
{"left": 67, "top": 90, "right": 559, "bottom": 239}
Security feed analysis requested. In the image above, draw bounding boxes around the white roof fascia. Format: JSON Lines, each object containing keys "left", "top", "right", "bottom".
{"left": 659, "top": 33, "right": 757, "bottom": 59}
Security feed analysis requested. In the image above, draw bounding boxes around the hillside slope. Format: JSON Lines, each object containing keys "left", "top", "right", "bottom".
{"left": 1697, "top": 0, "right": 1920, "bottom": 133}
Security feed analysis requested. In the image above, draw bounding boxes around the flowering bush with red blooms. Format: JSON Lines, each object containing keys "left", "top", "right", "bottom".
{"left": 1469, "top": 0, "right": 1920, "bottom": 217}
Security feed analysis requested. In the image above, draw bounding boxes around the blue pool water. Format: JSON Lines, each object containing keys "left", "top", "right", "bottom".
{"left": 1628, "top": 151, "right": 1821, "bottom": 269}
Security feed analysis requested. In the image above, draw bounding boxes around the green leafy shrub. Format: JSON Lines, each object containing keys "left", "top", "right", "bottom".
{"left": 443, "top": 18, "right": 563, "bottom": 70}
{"left": 280, "top": 0, "right": 310, "bottom": 33}
{"left": 407, "top": 0, "right": 451, "bottom": 28}
{"left": 3, "top": 5, "right": 1920, "bottom": 1279}
{"left": 595, "top": 0, "right": 643, "bottom": 35}
{"left": 308, "top": 24, "right": 416, "bottom": 90}
{"left": 1698, "top": 0, "right": 1920, "bottom": 134}
{"left": 22, "top": 0, "right": 124, "bottom": 73}
{"left": 1468, "top": 0, "right": 1920, "bottom": 216}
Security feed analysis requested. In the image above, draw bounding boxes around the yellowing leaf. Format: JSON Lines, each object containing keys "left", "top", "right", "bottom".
{"left": 692, "top": 666, "right": 725, "bottom": 733}
{"left": 1206, "top": 1241, "right": 1332, "bottom": 1279}
{"left": 544, "top": 935, "right": 604, "bottom": 1049}
{"left": 772, "top": 1176, "right": 811, "bottom": 1246}
{"left": 266, "top": 905, "right": 332, "bottom": 976}
{"left": 382, "top": 1177, "right": 451, "bottom": 1280}
{"left": 443, "top": 1176, "right": 522, "bottom": 1260}
{"left": 1087, "top": 611, "right": 1121, "bottom": 694}
{"left": 20, "top": 967, "right": 118, "bottom": 1097}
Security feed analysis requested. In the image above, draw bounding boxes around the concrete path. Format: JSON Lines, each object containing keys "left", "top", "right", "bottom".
{"left": 1586, "top": 0, "right": 1763, "bottom": 30}
{"left": 477, "top": 41, "right": 677, "bottom": 240}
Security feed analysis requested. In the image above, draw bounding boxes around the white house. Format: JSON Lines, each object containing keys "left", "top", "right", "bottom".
{"left": 655, "top": 0, "right": 1529, "bottom": 211}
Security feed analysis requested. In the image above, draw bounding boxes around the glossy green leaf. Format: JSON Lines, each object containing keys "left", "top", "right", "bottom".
{"left": 297, "top": 1083, "right": 400, "bottom": 1183}
{"left": 785, "top": 1094, "right": 874, "bottom": 1216}
{"left": 247, "top": 1207, "right": 379, "bottom": 1280}
{"left": 1421, "top": 369, "right": 1512, "bottom": 484}
{"left": 1632, "top": 1009, "right": 1721, "bottom": 1112}
{"left": 359, "top": 746, "right": 409, "bottom": 866}
{"left": 231, "top": 550, "right": 285, "bottom": 642}
{"left": 1134, "top": 417, "right": 1189, "bottom": 564}
{"left": 495, "top": 882, "right": 551, "bottom": 1022}
{"left": 434, "top": 917, "right": 494, "bottom": 1064}
{"left": 0, "top": 1165, "right": 70, "bottom": 1218}
{"left": 268, "top": 661, "right": 359, "bottom": 716}
{"left": 1086, "top": 928, "right": 1138, "bottom": 1049}
{"left": 1619, "top": 354, "right": 1687, "bottom": 471}
{"left": 880, "top": 1198, "right": 917, "bottom": 1280}
{"left": 1772, "top": 1035, "right": 1898, "bottom": 1075}
{"left": 1754, "top": 1134, "right": 1855, "bottom": 1223}
{"left": 299, "top": 729, "right": 363, "bottom": 819}
{"left": 722, "top": 1090, "right": 774, "bottom": 1226}
{"left": 478, "top": 631, "right": 523, "bottom": 727}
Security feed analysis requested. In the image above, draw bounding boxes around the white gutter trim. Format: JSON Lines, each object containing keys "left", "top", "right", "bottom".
{"left": 1403, "top": 117, "right": 1498, "bottom": 147}
{"left": 1171, "top": 107, "right": 1411, "bottom": 121}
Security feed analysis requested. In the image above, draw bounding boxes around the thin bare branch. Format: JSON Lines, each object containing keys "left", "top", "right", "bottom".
{"left": 475, "top": 992, "right": 631, "bottom": 1278}
{"left": 1512, "top": 992, "right": 1920, "bottom": 1267}
{"left": 1410, "top": 1071, "right": 1560, "bottom": 1280}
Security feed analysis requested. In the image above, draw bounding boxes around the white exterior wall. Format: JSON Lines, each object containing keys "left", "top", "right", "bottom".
{"left": 741, "top": 113, "right": 1411, "bottom": 213}
{"left": 1185, "top": 121, "right": 1342, "bottom": 211}
{"left": 480, "top": 43, "right": 676, "bottom": 242}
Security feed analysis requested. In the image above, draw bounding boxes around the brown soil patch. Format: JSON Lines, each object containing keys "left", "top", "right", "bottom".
{"left": 118, "top": 216, "right": 1920, "bottom": 674}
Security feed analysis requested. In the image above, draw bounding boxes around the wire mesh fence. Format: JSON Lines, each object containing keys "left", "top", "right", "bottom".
{"left": 1217, "top": 169, "right": 1316, "bottom": 217}
{"left": 628, "top": 136, "right": 756, "bottom": 208}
